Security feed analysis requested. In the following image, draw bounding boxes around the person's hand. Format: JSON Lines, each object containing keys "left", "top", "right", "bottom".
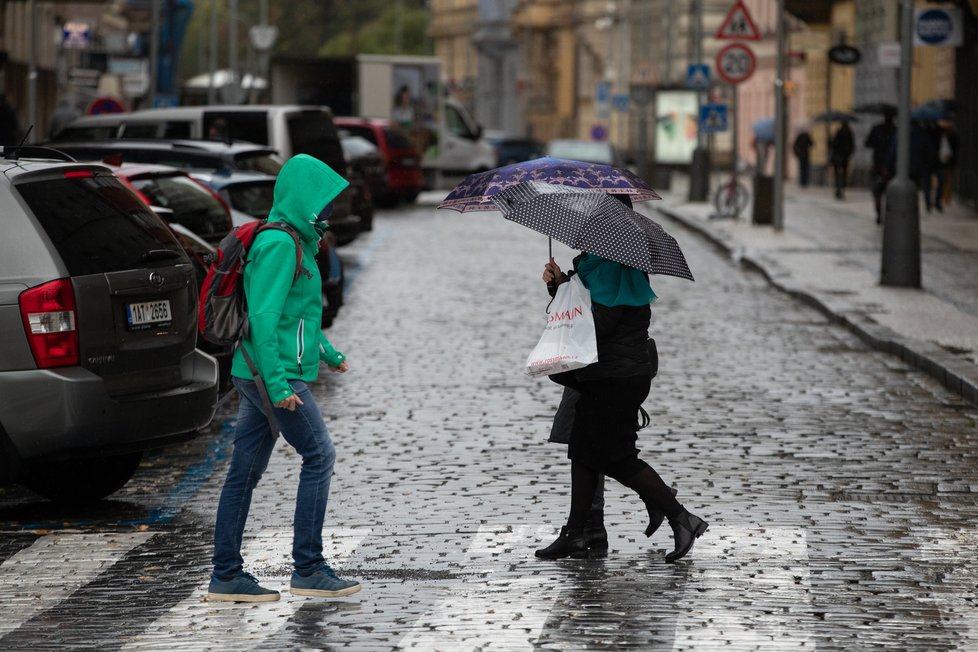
{"left": 275, "top": 393, "right": 304, "bottom": 411}
{"left": 329, "top": 360, "right": 349, "bottom": 373}
{"left": 543, "top": 258, "right": 567, "bottom": 285}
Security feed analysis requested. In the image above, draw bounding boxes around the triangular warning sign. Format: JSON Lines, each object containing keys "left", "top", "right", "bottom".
{"left": 715, "top": 0, "right": 761, "bottom": 41}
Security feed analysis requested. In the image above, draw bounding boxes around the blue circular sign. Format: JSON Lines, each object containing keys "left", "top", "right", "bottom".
{"left": 590, "top": 124, "right": 608, "bottom": 141}
{"left": 916, "top": 9, "right": 953, "bottom": 45}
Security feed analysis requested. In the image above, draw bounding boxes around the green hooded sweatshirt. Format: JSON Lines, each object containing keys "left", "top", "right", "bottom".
{"left": 231, "top": 154, "right": 350, "bottom": 403}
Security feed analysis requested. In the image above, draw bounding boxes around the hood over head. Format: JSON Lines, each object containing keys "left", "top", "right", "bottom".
{"left": 268, "top": 154, "right": 349, "bottom": 242}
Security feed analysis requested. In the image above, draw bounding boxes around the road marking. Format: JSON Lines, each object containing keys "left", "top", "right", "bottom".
{"left": 0, "top": 531, "right": 153, "bottom": 638}
{"left": 670, "top": 526, "right": 815, "bottom": 650}
{"left": 121, "top": 526, "right": 371, "bottom": 651}
{"left": 397, "top": 524, "right": 563, "bottom": 650}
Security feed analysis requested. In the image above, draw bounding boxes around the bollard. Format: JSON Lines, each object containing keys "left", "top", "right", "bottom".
{"left": 881, "top": 178, "right": 921, "bottom": 287}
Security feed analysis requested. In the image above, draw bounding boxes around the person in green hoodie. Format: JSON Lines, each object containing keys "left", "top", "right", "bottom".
{"left": 208, "top": 154, "right": 361, "bottom": 603}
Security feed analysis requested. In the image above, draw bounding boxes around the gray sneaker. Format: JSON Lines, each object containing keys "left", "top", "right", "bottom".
{"left": 290, "top": 565, "right": 361, "bottom": 598}
{"left": 207, "top": 572, "right": 280, "bottom": 602}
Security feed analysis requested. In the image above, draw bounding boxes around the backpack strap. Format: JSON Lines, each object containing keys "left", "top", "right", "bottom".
{"left": 257, "top": 222, "right": 304, "bottom": 283}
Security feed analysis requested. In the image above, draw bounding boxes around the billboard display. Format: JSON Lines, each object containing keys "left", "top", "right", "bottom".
{"left": 654, "top": 90, "right": 699, "bottom": 164}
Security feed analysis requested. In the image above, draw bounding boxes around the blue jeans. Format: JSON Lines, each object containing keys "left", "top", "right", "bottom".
{"left": 212, "top": 377, "right": 336, "bottom": 580}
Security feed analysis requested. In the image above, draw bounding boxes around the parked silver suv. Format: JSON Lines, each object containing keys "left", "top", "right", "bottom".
{"left": 0, "top": 150, "right": 219, "bottom": 501}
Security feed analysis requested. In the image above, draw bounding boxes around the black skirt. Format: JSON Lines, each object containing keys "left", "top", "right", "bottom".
{"left": 567, "top": 375, "right": 652, "bottom": 479}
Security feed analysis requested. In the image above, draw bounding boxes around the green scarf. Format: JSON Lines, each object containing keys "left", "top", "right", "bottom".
{"left": 575, "top": 252, "right": 657, "bottom": 307}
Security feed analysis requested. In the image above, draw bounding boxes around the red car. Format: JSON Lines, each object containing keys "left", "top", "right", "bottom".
{"left": 334, "top": 117, "right": 425, "bottom": 205}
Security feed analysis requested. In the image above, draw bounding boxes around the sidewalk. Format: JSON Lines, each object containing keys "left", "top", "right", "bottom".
{"left": 654, "top": 174, "right": 978, "bottom": 406}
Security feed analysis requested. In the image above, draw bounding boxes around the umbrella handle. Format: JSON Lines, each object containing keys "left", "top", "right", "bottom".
{"left": 549, "top": 237, "right": 552, "bottom": 260}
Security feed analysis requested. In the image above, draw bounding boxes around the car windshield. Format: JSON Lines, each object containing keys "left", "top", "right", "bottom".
{"left": 341, "top": 137, "right": 379, "bottom": 159}
{"left": 16, "top": 173, "right": 184, "bottom": 276}
{"left": 383, "top": 128, "right": 415, "bottom": 150}
{"left": 232, "top": 152, "right": 284, "bottom": 175}
{"left": 546, "top": 140, "right": 613, "bottom": 164}
{"left": 129, "top": 174, "right": 231, "bottom": 242}
{"left": 223, "top": 180, "right": 275, "bottom": 220}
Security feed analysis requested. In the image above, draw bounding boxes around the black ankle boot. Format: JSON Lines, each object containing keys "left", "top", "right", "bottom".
{"left": 583, "top": 510, "right": 608, "bottom": 557}
{"left": 644, "top": 487, "right": 679, "bottom": 538}
{"left": 665, "top": 510, "right": 708, "bottom": 563}
{"left": 535, "top": 526, "right": 591, "bottom": 560}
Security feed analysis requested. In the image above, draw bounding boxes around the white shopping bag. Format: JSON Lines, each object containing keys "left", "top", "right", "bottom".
{"left": 525, "top": 275, "right": 598, "bottom": 377}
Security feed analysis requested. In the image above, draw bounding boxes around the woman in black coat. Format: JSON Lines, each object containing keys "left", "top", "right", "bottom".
{"left": 536, "top": 251, "right": 708, "bottom": 563}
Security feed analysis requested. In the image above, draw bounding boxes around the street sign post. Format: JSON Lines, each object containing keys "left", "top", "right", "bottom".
{"left": 715, "top": 0, "right": 760, "bottom": 41}
{"left": 686, "top": 64, "right": 710, "bottom": 90}
{"left": 715, "top": 43, "right": 756, "bottom": 85}
{"left": 699, "top": 104, "right": 729, "bottom": 133}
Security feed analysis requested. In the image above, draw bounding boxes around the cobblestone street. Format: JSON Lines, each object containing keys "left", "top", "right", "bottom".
{"left": 2, "top": 200, "right": 978, "bottom": 650}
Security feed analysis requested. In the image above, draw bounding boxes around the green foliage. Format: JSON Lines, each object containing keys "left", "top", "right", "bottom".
{"left": 319, "top": 5, "right": 433, "bottom": 56}
{"left": 180, "top": 1, "right": 431, "bottom": 79}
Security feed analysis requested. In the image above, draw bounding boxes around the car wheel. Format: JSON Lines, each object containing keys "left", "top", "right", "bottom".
{"left": 23, "top": 452, "right": 144, "bottom": 503}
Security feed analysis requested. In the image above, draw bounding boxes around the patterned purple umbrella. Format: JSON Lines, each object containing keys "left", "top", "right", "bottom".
{"left": 495, "top": 184, "right": 694, "bottom": 281}
{"left": 437, "top": 157, "right": 661, "bottom": 212}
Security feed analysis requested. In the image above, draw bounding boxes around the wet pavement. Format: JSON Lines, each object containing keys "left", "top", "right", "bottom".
{"left": 2, "top": 197, "right": 978, "bottom": 650}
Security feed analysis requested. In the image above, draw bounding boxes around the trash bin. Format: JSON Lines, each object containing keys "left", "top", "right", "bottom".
{"left": 752, "top": 175, "right": 773, "bottom": 225}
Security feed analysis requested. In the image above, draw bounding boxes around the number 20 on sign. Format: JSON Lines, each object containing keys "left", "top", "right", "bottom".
{"left": 716, "top": 43, "right": 756, "bottom": 85}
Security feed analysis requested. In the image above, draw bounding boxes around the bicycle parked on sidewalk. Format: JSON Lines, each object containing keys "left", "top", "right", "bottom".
{"left": 711, "top": 174, "right": 750, "bottom": 219}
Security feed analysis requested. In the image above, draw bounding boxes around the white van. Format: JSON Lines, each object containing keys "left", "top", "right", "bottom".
{"left": 434, "top": 97, "right": 497, "bottom": 177}
{"left": 52, "top": 105, "right": 343, "bottom": 167}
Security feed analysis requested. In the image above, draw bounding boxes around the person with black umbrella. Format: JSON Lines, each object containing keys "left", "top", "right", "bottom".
{"left": 534, "top": 238, "right": 708, "bottom": 563}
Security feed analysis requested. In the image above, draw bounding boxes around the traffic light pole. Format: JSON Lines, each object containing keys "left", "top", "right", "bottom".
{"left": 772, "top": 0, "right": 786, "bottom": 230}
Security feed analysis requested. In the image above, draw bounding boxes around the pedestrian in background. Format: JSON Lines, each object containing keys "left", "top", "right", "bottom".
{"left": 916, "top": 122, "right": 943, "bottom": 213}
{"left": 938, "top": 123, "right": 958, "bottom": 209}
{"left": 792, "top": 129, "right": 813, "bottom": 188}
{"left": 536, "top": 251, "right": 707, "bottom": 564}
{"left": 829, "top": 121, "right": 854, "bottom": 200}
{"left": 865, "top": 113, "right": 896, "bottom": 223}
{"left": 208, "top": 154, "right": 361, "bottom": 603}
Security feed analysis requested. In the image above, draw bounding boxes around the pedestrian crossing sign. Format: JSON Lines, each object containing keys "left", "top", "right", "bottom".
{"left": 715, "top": 0, "right": 761, "bottom": 41}
{"left": 686, "top": 64, "right": 711, "bottom": 90}
{"left": 699, "top": 103, "right": 729, "bottom": 133}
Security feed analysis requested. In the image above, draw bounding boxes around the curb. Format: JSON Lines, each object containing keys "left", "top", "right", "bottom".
{"left": 656, "top": 204, "right": 978, "bottom": 407}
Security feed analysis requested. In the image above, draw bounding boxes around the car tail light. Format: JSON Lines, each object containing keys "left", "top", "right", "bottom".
{"left": 19, "top": 279, "right": 79, "bottom": 368}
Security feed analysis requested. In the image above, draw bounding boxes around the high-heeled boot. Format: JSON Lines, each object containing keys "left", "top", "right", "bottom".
{"left": 665, "top": 509, "right": 708, "bottom": 563}
{"left": 644, "top": 487, "right": 679, "bottom": 538}
{"left": 535, "top": 526, "right": 590, "bottom": 560}
{"left": 583, "top": 509, "right": 608, "bottom": 557}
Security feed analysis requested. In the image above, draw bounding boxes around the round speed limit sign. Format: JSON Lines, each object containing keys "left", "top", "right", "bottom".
{"left": 716, "top": 43, "right": 756, "bottom": 84}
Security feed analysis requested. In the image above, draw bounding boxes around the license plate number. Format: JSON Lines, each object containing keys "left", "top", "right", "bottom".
{"left": 126, "top": 299, "right": 172, "bottom": 330}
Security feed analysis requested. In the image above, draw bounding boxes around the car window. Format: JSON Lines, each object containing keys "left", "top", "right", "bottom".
{"left": 232, "top": 152, "right": 284, "bottom": 175}
{"left": 287, "top": 112, "right": 346, "bottom": 174}
{"left": 383, "top": 128, "right": 415, "bottom": 150}
{"left": 164, "top": 121, "right": 193, "bottom": 139}
{"left": 50, "top": 125, "right": 118, "bottom": 141}
{"left": 446, "top": 105, "right": 475, "bottom": 139}
{"left": 121, "top": 124, "right": 159, "bottom": 139}
{"left": 223, "top": 181, "right": 275, "bottom": 220}
{"left": 205, "top": 112, "right": 269, "bottom": 145}
{"left": 16, "top": 173, "right": 184, "bottom": 275}
{"left": 129, "top": 175, "right": 231, "bottom": 241}
{"left": 341, "top": 137, "right": 379, "bottom": 158}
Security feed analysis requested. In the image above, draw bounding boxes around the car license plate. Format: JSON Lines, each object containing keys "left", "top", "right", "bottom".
{"left": 126, "top": 299, "right": 172, "bottom": 330}
{"left": 400, "top": 157, "right": 418, "bottom": 166}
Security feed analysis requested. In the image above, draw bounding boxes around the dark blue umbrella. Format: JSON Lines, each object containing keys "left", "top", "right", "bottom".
{"left": 912, "top": 99, "right": 957, "bottom": 121}
{"left": 813, "top": 111, "right": 858, "bottom": 123}
{"left": 492, "top": 183, "right": 693, "bottom": 281}
{"left": 437, "top": 156, "right": 660, "bottom": 212}
{"left": 753, "top": 118, "right": 775, "bottom": 142}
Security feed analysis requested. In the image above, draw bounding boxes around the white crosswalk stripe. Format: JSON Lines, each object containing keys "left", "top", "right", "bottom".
{"left": 0, "top": 531, "right": 153, "bottom": 638}
{"left": 120, "top": 527, "right": 371, "bottom": 651}
{"left": 670, "top": 526, "right": 815, "bottom": 650}
{"left": 397, "top": 524, "right": 562, "bottom": 650}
